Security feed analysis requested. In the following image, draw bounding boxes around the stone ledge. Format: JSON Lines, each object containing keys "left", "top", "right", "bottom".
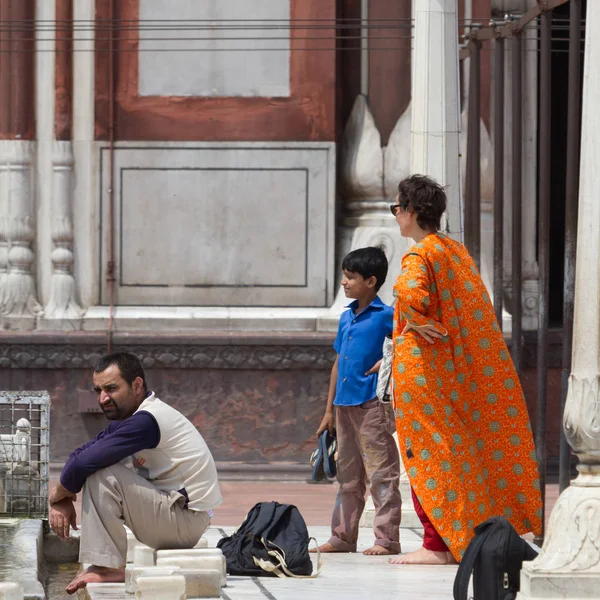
{"left": 0, "top": 331, "right": 336, "bottom": 371}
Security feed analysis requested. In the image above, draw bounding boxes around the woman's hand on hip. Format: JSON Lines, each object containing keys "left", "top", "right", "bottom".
{"left": 401, "top": 322, "right": 446, "bottom": 344}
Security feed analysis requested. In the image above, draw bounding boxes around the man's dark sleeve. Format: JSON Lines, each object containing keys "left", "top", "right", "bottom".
{"left": 59, "top": 411, "right": 160, "bottom": 494}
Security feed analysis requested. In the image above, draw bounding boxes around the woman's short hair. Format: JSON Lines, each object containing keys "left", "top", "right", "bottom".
{"left": 397, "top": 175, "right": 447, "bottom": 232}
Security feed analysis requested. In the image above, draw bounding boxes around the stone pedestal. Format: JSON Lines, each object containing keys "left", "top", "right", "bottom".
{"left": 518, "top": 3, "right": 600, "bottom": 596}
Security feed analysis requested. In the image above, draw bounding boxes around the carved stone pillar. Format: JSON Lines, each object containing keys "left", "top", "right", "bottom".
{"left": 0, "top": 142, "right": 43, "bottom": 328}
{"left": 518, "top": 3, "right": 600, "bottom": 596}
{"left": 0, "top": 167, "right": 8, "bottom": 311}
{"left": 329, "top": 0, "right": 416, "bottom": 529}
{"left": 332, "top": 95, "right": 411, "bottom": 311}
{"left": 42, "top": 142, "right": 83, "bottom": 326}
{"left": 0, "top": 1, "right": 41, "bottom": 329}
{"left": 321, "top": 0, "right": 413, "bottom": 318}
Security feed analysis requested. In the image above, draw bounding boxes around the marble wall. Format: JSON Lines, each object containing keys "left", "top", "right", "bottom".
{"left": 138, "top": 0, "right": 291, "bottom": 97}
{"left": 97, "top": 142, "right": 335, "bottom": 307}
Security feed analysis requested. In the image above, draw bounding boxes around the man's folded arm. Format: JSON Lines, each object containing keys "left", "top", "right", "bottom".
{"left": 59, "top": 411, "right": 160, "bottom": 494}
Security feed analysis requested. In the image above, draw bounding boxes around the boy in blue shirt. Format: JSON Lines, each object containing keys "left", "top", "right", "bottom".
{"left": 314, "top": 247, "right": 401, "bottom": 555}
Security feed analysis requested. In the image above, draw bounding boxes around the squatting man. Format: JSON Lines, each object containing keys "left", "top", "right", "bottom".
{"left": 48, "top": 351, "right": 222, "bottom": 594}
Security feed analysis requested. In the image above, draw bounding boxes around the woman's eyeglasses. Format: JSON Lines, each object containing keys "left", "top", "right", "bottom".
{"left": 390, "top": 203, "right": 408, "bottom": 216}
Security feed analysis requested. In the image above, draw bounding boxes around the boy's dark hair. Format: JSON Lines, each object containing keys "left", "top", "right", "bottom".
{"left": 341, "top": 246, "right": 388, "bottom": 291}
{"left": 94, "top": 352, "right": 148, "bottom": 394}
{"left": 397, "top": 174, "right": 447, "bottom": 232}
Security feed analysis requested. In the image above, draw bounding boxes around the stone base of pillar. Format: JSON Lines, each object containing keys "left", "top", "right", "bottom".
{"left": 518, "top": 572, "right": 599, "bottom": 600}
{"left": 517, "top": 477, "right": 600, "bottom": 600}
{"left": 37, "top": 317, "right": 83, "bottom": 332}
{"left": 0, "top": 315, "right": 38, "bottom": 331}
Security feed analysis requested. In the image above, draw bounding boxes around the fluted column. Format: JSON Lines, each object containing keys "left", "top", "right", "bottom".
{"left": 43, "top": 142, "right": 83, "bottom": 324}
{"left": 0, "top": 167, "right": 8, "bottom": 311}
{"left": 37, "top": 0, "right": 84, "bottom": 329}
{"left": 518, "top": 2, "right": 600, "bottom": 597}
{"left": 411, "top": 0, "right": 463, "bottom": 241}
{"left": 0, "top": 142, "right": 42, "bottom": 328}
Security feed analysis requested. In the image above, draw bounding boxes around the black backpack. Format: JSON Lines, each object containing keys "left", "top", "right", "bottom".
{"left": 217, "top": 501, "right": 320, "bottom": 578}
{"left": 453, "top": 516, "right": 539, "bottom": 600}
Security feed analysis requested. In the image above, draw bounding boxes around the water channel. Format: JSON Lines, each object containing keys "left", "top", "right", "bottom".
{"left": 0, "top": 519, "right": 79, "bottom": 599}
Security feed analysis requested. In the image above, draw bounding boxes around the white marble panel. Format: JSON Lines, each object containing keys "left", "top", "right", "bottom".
{"left": 120, "top": 169, "right": 306, "bottom": 287}
{"left": 138, "top": 0, "right": 290, "bottom": 97}
{"left": 99, "top": 142, "right": 335, "bottom": 307}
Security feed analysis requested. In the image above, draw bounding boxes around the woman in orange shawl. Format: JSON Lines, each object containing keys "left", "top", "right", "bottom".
{"left": 388, "top": 175, "right": 542, "bottom": 565}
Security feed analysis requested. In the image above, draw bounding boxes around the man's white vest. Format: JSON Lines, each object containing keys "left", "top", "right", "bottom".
{"left": 131, "top": 393, "right": 222, "bottom": 512}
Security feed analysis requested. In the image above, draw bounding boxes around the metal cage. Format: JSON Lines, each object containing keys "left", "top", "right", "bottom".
{"left": 0, "top": 391, "right": 50, "bottom": 518}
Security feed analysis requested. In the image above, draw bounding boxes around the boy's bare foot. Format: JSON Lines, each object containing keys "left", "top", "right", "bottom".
{"left": 309, "top": 542, "right": 351, "bottom": 553}
{"left": 363, "top": 545, "right": 399, "bottom": 556}
{"left": 388, "top": 546, "right": 452, "bottom": 565}
{"left": 65, "top": 566, "right": 125, "bottom": 595}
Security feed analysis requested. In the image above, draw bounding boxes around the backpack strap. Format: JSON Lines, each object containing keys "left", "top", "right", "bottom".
{"left": 453, "top": 526, "right": 494, "bottom": 600}
{"left": 253, "top": 537, "right": 322, "bottom": 579}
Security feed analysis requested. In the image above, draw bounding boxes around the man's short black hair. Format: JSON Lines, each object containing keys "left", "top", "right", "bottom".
{"left": 94, "top": 352, "right": 148, "bottom": 394}
{"left": 341, "top": 246, "right": 388, "bottom": 291}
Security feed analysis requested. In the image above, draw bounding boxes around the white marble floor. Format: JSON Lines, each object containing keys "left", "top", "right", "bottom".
{"left": 86, "top": 526, "right": 459, "bottom": 600}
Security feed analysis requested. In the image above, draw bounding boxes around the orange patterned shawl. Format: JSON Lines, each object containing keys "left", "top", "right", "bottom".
{"left": 392, "top": 233, "right": 542, "bottom": 560}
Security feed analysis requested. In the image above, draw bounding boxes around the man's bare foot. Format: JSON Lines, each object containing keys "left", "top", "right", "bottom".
{"left": 65, "top": 566, "right": 125, "bottom": 595}
{"left": 363, "top": 545, "right": 399, "bottom": 556}
{"left": 309, "top": 542, "right": 352, "bottom": 553}
{"left": 389, "top": 546, "right": 452, "bottom": 565}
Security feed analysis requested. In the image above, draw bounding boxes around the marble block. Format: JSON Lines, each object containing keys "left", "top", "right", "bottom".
{"left": 156, "top": 552, "right": 226, "bottom": 587}
{"left": 135, "top": 574, "right": 186, "bottom": 600}
{"left": 133, "top": 544, "right": 156, "bottom": 566}
{"left": 125, "top": 566, "right": 180, "bottom": 594}
{"left": 0, "top": 583, "right": 23, "bottom": 600}
{"left": 178, "top": 569, "right": 222, "bottom": 598}
{"left": 194, "top": 537, "right": 208, "bottom": 549}
{"left": 156, "top": 548, "right": 223, "bottom": 559}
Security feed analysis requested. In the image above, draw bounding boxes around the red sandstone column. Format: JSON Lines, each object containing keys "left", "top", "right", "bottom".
{"left": 55, "top": 0, "right": 73, "bottom": 141}
{"left": 368, "top": 0, "right": 412, "bottom": 146}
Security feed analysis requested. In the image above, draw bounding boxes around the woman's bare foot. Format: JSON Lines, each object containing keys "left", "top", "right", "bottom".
{"left": 389, "top": 546, "right": 452, "bottom": 565}
{"left": 65, "top": 566, "right": 125, "bottom": 595}
{"left": 309, "top": 542, "right": 352, "bottom": 553}
{"left": 446, "top": 551, "right": 458, "bottom": 564}
{"left": 363, "top": 545, "right": 399, "bottom": 556}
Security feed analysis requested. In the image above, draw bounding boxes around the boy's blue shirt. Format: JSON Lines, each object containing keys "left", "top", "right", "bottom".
{"left": 333, "top": 295, "right": 394, "bottom": 406}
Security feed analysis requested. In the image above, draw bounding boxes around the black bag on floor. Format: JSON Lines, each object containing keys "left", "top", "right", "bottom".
{"left": 453, "top": 516, "right": 538, "bottom": 600}
{"left": 217, "top": 501, "right": 320, "bottom": 578}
